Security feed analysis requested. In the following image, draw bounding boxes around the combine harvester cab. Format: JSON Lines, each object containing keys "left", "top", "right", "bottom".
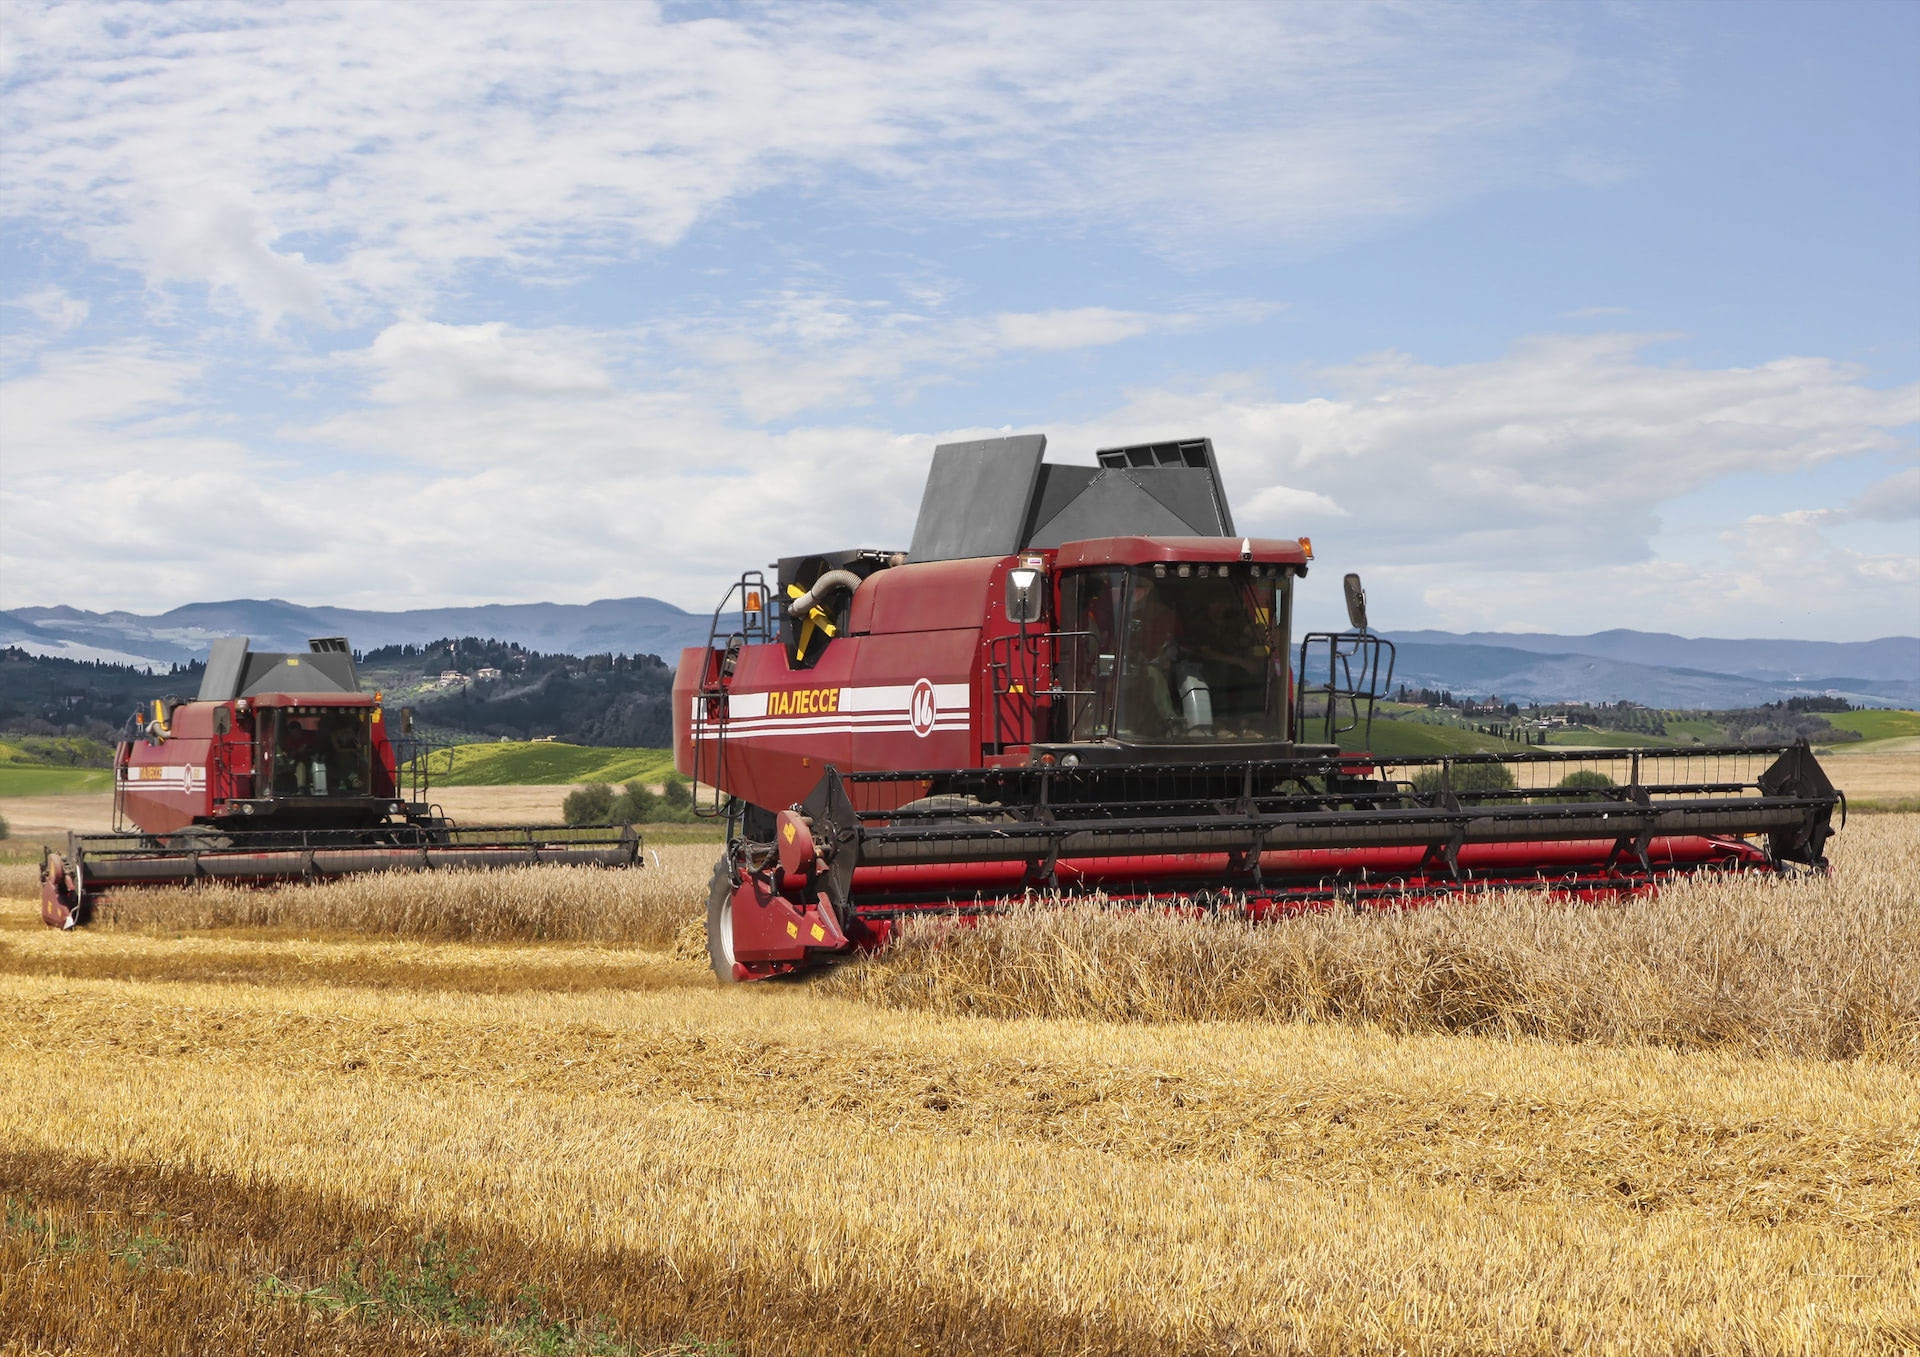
{"left": 676, "top": 434, "right": 1841, "bottom": 982}
{"left": 42, "top": 636, "right": 640, "bottom": 928}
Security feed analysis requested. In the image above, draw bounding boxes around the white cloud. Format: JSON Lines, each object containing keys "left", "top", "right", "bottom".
{"left": 1241, "top": 484, "right": 1349, "bottom": 520}
{"left": 7, "top": 284, "right": 88, "bottom": 331}
{"left": 0, "top": 2, "right": 1634, "bottom": 323}
{"left": 1053, "top": 334, "right": 1920, "bottom": 573}
{"left": 666, "top": 296, "right": 1231, "bottom": 422}
{"left": 361, "top": 321, "right": 614, "bottom": 405}
{"left": 144, "top": 186, "right": 330, "bottom": 330}
{"left": 995, "top": 308, "right": 1159, "bottom": 352}
{"left": 0, "top": 345, "right": 220, "bottom": 467}
{"left": 7, "top": 324, "right": 1913, "bottom": 642}
{"left": 1842, "top": 466, "right": 1920, "bottom": 522}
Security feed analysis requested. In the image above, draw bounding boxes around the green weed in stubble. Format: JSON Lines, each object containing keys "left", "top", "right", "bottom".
{"left": 5, "top": 1192, "right": 183, "bottom": 1270}
{"left": 261, "top": 1232, "right": 724, "bottom": 1356}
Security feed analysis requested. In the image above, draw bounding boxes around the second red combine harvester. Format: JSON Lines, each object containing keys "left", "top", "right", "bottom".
{"left": 42, "top": 635, "right": 640, "bottom": 928}
{"left": 676, "top": 434, "right": 1840, "bottom": 982}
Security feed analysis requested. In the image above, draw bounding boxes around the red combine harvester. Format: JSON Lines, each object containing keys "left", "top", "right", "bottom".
{"left": 41, "top": 636, "right": 640, "bottom": 928}
{"left": 674, "top": 434, "right": 1840, "bottom": 982}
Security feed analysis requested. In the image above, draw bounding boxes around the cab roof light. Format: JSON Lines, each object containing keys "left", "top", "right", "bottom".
{"left": 1297, "top": 536, "right": 1314, "bottom": 560}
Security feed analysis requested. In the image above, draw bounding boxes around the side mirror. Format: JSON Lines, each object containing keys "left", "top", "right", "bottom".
{"left": 401, "top": 706, "right": 414, "bottom": 735}
{"left": 1343, "top": 573, "right": 1369, "bottom": 632}
{"left": 1006, "top": 567, "right": 1046, "bottom": 624}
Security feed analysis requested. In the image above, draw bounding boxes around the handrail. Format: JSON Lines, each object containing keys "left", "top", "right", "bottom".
{"left": 984, "top": 628, "right": 1096, "bottom": 751}
{"left": 1294, "top": 631, "right": 1395, "bottom": 748}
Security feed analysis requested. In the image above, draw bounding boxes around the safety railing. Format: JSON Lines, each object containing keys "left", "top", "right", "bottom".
{"left": 1294, "top": 631, "right": 1396, "bottom": 748}
{"left": 390, "top": 736, "right": 459, "bottom": 808}
{"left": 689, "top": 571, "right": 774, "bottom": 818}
{"left": 984, "top": 629, "right": 1098, "bottom": 752}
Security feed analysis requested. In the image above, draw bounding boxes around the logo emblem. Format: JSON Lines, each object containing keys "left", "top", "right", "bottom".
{"left": 908, "top": 679, "right": 937, "bottom": 738}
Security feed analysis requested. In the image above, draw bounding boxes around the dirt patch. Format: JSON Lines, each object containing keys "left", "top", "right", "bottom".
{"left": 0, "top": 792, "right": 115, "bottom": 836}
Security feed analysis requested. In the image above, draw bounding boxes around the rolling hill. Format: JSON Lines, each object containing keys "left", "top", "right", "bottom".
{"left": 2, "top": 598, "right": 713, "bottom": 671}
{"left": 1384, "top": 640, "right": 1920, "bottom": 709}
{"left": 3, "top": 596, "right": 1913, "bottom": 708}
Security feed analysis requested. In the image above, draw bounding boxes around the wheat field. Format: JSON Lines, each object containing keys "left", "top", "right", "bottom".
{"left": 2, "top": 821, "right": 1917, "bottom": 1354}
{"left": 827, "top": 820, "right": 1920, "bottom": 1065}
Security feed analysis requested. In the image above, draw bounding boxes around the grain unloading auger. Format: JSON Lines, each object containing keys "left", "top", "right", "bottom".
{"left": 40, "top": 636, "right": 640, "bottom": 928}
{"left": 675, "top": 434, "right": 1841, "bottom": 982}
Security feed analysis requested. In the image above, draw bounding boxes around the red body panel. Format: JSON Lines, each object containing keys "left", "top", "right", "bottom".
{"left": 676, "top": 541, "right": 1312, "bottom": 808}
{"left": 1052, "top": 535, "right": 1309, "bottom": 570}
{"left": 117, "top": 702, "right": 217, "bottom": 833}
{"left": 116, "top": 693, "right": 401, "bottom": 835}
{"left": 844, "top": 835, "right": 1770, "bottom": 903}
{"left": 677, "top": 556, "right": 1015, "bottom": 810}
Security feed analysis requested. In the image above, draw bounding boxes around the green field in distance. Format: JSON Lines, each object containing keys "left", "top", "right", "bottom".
{"left": 1820, "top": 709, "right": 1920, "bottom": 744}
{"left": 0, "top": 765, "right": 114, "bottom": 797}
{"left": 424, "top": 742, "right": 682, "bottom": 787}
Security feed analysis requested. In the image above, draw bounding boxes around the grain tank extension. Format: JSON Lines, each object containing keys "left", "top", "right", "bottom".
{"left": 41, "top": 636, "right": 639, "bottom": 928}
{"left": 675, "top": 434, "right": 1840, "bottom": 982}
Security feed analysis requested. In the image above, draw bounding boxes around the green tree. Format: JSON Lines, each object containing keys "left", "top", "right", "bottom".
{"left": 561, "top": 783, "right": 616, "bottom": 825}
{"left": 1411, "top": 762, "right": 1518, "bottom": 799}
{"left": 610, "top": 782, "right": 658, "bottom": 823}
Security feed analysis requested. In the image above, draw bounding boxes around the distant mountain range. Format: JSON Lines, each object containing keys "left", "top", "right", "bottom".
{"left": 1384, "top": 641, "right": 1918, "bottom": 710}
{"left": 1, "top": 598, "right": 716, "bottom": 671}
{"left": 1384, "top": 629, "right": 1919, "bottom": 684}
{"left": 3, "top": 598, "right": 1915, "bottom": 708}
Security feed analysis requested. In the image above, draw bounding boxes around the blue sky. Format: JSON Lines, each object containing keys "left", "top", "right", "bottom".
{"left": 1, "top": 0, "right": 1915, "bottom": 640}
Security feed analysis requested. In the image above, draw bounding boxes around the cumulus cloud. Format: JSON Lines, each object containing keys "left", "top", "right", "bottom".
{"left": 1240, "top": 484, "right": 1350, "bottom": 520}
{"left": 1842, "top": 466, "right": 1920, "bottom": 522}
{"left": 995, "top": 309, "right": 1160, "bottom": 352}
{"left": 0, "top": 345, "right": 219, "bottom": 468}
{"left": 7, "top": 285, "right": 88, "bottom": 331}
{"left": 6, "top": 323, "right": 1913, "bottom": 642}
{"left": 361, "top": 321, "right": 615, "bottom": 405}
{"left": 664, "top": 295, "right": 1237, "bottom": 422}
{"left": 1052, "top": 334, "right": 1920, "bottom": 571}
{"left": 0, "top": 2, "right": 1634, "bottom": 323}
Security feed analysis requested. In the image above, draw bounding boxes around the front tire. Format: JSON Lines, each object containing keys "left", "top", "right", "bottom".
{"left": 706, "top": 852, "right": 739, "bottom": 983}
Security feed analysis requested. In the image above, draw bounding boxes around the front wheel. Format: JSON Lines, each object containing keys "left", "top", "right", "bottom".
{"left": 706, "top": 852, "right": 739, "bottom": 983}
{"left": 41, "top": 853, "right": 79, "bottom": 929}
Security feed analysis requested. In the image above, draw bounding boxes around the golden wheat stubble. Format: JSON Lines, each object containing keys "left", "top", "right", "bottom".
{"left": 4, "top": 1037, "right": 1917, "bottom": 1355}
{"left": 4, "top": 977, "right": 1916, "bottom": 1234}
{"left": 1, "top": 820, "right": 1916, "bottom": 1352}
{"left": 4, "top": 964, "right": 1920, "bottom": 1353}
{"left": 0, "top": 929, "right": 705, "bottom": 995}
{"left": 0, "top": 1148, "right": 558, "bottom": 1357}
